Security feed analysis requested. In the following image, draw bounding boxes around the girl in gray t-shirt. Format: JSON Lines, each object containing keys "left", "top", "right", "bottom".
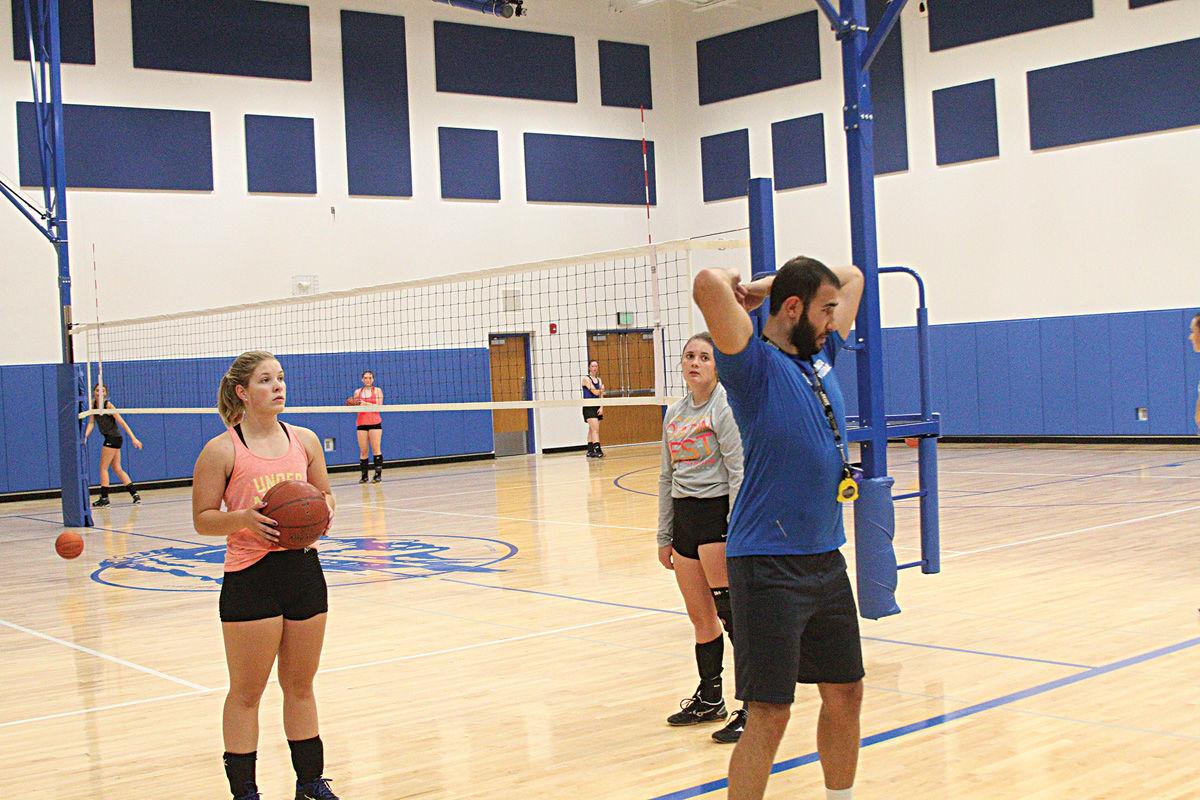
{"left": 657, "top": 332, "right": 745, "bottom": 742}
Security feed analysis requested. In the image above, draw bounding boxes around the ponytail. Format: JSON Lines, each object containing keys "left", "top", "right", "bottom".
{"left": 217, "top": 350, "right": 275, "bottom": 427}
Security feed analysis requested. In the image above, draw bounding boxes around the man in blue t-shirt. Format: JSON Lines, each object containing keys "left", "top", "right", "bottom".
{"left": 693, "top": 256, "right": 865, "bottom": 800}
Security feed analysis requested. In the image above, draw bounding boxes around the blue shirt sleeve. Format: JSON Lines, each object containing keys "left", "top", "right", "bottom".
{"left": 822, "top": 330, "right": 846, "bottom": 367}
{"left": 714, "top": 334, "right": 768, "bottom": 404}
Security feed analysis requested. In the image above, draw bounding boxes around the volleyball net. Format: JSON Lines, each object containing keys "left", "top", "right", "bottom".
{"left": 71, "top": 238, "right": 747, "bottom": 425}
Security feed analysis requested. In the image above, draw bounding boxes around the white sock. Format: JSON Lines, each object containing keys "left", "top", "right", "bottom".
{"left": 826, "top": 789, "right": 853, "bottom": 800}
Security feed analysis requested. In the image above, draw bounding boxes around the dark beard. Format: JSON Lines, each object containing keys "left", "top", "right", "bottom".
{"left": 789, "top": 315, "right": 821, "bottom": 356}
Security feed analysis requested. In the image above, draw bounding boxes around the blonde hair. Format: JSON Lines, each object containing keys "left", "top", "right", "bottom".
{"left": 217, "top": 350, "right": 276, "bottom": 426}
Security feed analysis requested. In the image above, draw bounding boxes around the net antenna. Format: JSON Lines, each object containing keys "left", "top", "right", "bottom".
{"left": 90, "top": 243, "right": 103, "bottom": 398}
{"left": 641, "top": 106, "right": 667, "bottom": 398}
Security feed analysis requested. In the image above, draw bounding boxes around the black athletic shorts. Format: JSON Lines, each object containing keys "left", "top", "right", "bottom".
{"left": 670, "top": 495, "right": 729, "bottom": 559}
{"left": 356, "top": 423, "right": 382, "bottom": 431}
{"left": 582, "top": 406, "right": 603, "bottom": 421}
{"left": 102, "top": 435, "right": 123, "bottom": 449}
{"left": 219, "top": 549, "right": 329, "bottom": 623}
{"left": 729, "top": 549, "right": 864, "bottom": 703}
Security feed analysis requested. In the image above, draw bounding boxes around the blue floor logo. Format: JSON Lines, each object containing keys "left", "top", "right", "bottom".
{"left": 90, "top": 535, "right": 518, "bottom": 593}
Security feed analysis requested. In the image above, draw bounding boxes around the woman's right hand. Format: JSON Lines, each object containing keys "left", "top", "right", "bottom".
{"left": 239, "top": 503, "right": 279, "bottom": 545}
{"left": 658, "top": 544, "right": 674, "bottom": 570}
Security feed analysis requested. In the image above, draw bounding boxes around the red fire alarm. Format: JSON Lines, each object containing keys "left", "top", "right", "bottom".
{"left": 549, "top": 322, "right": 558, "bottom": 335}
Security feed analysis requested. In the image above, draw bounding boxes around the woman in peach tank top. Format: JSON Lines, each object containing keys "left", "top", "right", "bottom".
{"left": 192, "top": 351, "right": 339, "bottom": 800}
{"left": 346, "top": 369, "right": 384, "bottom": 483}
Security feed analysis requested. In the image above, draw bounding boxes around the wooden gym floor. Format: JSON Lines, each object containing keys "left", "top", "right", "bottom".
{"left": 1, "top": 442, "right": 1197, "bottom": 798}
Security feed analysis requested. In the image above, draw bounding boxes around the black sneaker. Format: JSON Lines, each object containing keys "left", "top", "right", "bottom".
{"left": 712, "top": 707, "right": 746, "bottom": 743}
{"left": 667, "top": 689, "right": 727, "bottom": 726}
{"left": 92, "top": 496, "right": 110, "bottom": 507}
{"left": 372, "top": 472, "right": 382, "bottom": 483}
{"left": 233, "top": 782, "right": 262, "bottom": 800}
{"left": 358, "top": 475, "right": 368, "bottom": 484}
{"left": 131, "top": 492, "right": 142, "bottom": 505}
{"left": 595, "top": 446, "right": 605, "bottom": 458}
{"left": 295, "top": 777, "right": 339, "bottom": 799}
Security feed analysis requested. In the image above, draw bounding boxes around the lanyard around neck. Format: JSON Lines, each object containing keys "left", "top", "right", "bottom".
{"left": 763, "top": 336, "right": 849, "bottom": 467}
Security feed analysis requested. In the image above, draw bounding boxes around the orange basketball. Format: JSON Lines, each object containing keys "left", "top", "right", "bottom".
{"left": 56, "top": 531, "right": 84, "bottom": 560}
{"left": 345, "top": 396, "right": 361, "bottom": 406}
{"left": 905, "top": 437, "right": 919, "bottom": 448}
{"left": 262, "top": 480, "right": 330, "bottom": 549}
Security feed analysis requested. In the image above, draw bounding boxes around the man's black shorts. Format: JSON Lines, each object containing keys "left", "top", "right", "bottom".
{"left": 728, "top": 549, "right": 864, "bottom": 704}
{"left": 671, "top": 495, "right": 729, "bottom": 559}
{"left": 219, "top": 549, "right": 329, "bottom": 623}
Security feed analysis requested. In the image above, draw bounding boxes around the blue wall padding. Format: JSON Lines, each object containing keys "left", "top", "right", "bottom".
{"left": 929, "top": 0, "right": 1093, "bottom": 52}
{"left": 245, "top": 115, "right": 317, "bottom": 194}
{"left": 341, "top": 10, "right": 411, "bottom": 197}
{"left": 524, "top": 133, "right": 655, "bottom": 205}
{"left": 434, "top": 21, "right": 576, "bottom": 102}
{"left": 1027, "top": 38, "right": 1200, "bottom": 150}
{"left": 696, "top": 12, "right": 820, "bottom": 105}
{"left": 599, "top": 40, "right": 652, "bottom": 109}
{"left": 17, "top": 102, "right": 213, "bottom": 190}
{"left": 933, "top": 79, "right": 999, "bottom": 165}
{"left": 131, "top": 0, "right": 311, "bottom": 80}
{"left": 439, "top": 127, "right": 501, "bottom": 200}
{"left": 700, "top": 129, "right": 749, "bottom": 201}
{"left": 11, "top": 0, "right": 94, "bottom": 64}
{"left": 13, "top": 347, "right": 495, "bottom": 494}
{"left": 771, "top": 113, "right": 826, "bottom": 190}
{"left": 867, "top": 0, "right": 908, "bottom": 174}
{"left": 854, "top": 476, "right": 901, "bottom": 620}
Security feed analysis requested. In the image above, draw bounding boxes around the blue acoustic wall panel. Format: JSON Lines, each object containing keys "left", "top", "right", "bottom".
{"left": 17, "top": 102, "right": 213, "bottom": 190}
{"left": 1039, "top": 317, "right": 1077, "bottom": 435}
{"left": 341, "top": 10, "right": 411, "bottom": 197}
{"left": 771, "top": 113, "right": 826, "bottom": 190}
{"left": 11, "top": 0, "right": 94, "bottom": 64}
{"left": 933, "top": 79, "right": 999, "bottom": 165}
{"left": 1145, "top": 310, "right": 1190, "bottom": 435}
{"left": 131, "top": 0, "right": 311, "bottom": 80}
{"left": 929, "top": 0, "right": 1093, "bottom": 52}
{"left": 439, "top": 127, "right": 500, "bottom": 200}
{"left": 599, "top": 40, "right": 652, "bottom": 109}
{"left": 245, "top": 115, "right": 317, "bottom": 194}
{"left": 1005, "top": 320, "right": 1044, "bottom": 435}
{"left": 975, "top": 323, "right": 1010, "bottom": 434}
{"left": 40, "top": 365, "right": 58, "bottom": 492}
{"left": 700, "top": 129, "right": 749, "bottom": 202}
{"left": 1107, "top": 313, "right": 1150, "bottom": 435}
{"left": 697, "top": 12, "right": 820, "bottom": 105}
{"left": 940, "top": 323, "right": 980, "bottom": 435}
{"left": 1072, "top": 315, "right": 1114, "bottom": 435}
{"left": 882, "top": 327, "right": 920, "bottom": 416}
{"left": 2, "top": 365, "right": 50, "bottom": 491}
{"left": 524, "top": 133, "right": 656, "bottom": 205}
{"left": 1027, "top": 38, "right": 1200, "bottom": 150}
{"left": 867, "top": 0, "right": 908, "bottom": 174}
{"left": 434, "top": 21, "right": 576, "bottom": 103}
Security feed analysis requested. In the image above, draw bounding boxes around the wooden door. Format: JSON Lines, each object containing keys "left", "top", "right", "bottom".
{"left": 489, "top": 335, "right": 530, "bottom": 456}
{"left": 586, "top": 330, "right": 662, "bottom": 447}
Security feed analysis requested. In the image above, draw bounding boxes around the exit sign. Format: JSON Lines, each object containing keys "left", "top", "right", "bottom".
{"left": 616, "top": 311, "right": 634, "bottom": 325}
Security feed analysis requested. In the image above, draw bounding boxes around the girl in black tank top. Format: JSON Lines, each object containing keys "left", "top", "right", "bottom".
{"left": 83, "top": 383, "right": 143, "bottom": 506}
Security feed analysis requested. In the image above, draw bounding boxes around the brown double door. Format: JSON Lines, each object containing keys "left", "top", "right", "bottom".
{"left": 489, "top": 334, "right": 531, "bottom": 456}
{"left": 587, "top": 330, "right": 661, "bottom": 446}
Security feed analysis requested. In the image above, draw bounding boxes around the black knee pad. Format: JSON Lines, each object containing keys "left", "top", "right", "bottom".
{"left": 711, "top": 587, "right": 732, "bottom": 635}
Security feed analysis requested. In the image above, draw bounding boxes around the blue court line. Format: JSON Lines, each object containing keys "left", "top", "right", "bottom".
{"left": 613, "top": 466, "right": 657, "bottom": 497}
{"left": 440, "top": 577, "right": 687, "bottom": 615}
{"left": 861, "top": 636, "right": 1093, "bottom": 669}
{"left": 649, "top": 635, "right": 1200, "bottom": 800}
{"left": 955, "top": 456, "right": 1200, "bottom": 499}
{"left": 439, "top": 578, "right": 1096, "bottom": 669}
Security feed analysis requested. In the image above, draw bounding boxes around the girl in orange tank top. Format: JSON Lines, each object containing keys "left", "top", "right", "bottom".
{"left": 347, "top": 369, "right": 384, "bottom": 483}
{"left": 192, "top": 350, "right": 340, "bottom": 800}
